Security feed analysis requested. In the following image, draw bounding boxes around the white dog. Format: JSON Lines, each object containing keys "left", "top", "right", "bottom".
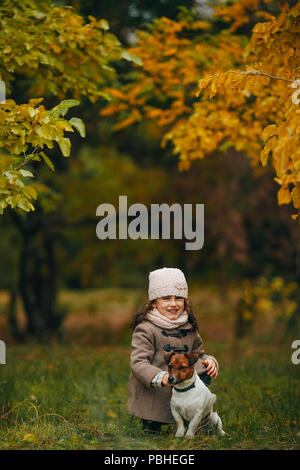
{"left": 166, "top": 352, "right": 226, "bottom": 438}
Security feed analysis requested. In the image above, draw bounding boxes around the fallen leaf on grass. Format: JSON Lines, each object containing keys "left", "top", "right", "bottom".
{"left": 22, "top": 433, "right": 37, "bottom": 442}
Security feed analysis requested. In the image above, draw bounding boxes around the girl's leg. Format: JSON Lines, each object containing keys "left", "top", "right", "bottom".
{"left": 141, "top": 419, "right": 162, "bottom": 433}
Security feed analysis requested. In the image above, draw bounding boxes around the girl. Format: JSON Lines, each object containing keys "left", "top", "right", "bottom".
{"left": 127, "top": 267, "right": 219, "bottom": 433}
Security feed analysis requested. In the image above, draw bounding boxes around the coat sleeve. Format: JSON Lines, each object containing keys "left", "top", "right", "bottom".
{"left": 130, "top": 323, "right": 164, "bottom": 388}
{"left": 192, "top": 332, "right": 219, "bottom": 374}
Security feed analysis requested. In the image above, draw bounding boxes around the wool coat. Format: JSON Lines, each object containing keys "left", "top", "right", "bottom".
{"left": 126, "top": 319, "right": 218, "bottom": 424}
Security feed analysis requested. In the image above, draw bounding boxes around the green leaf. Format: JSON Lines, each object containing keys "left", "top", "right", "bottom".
{"left": 96, "top": 90, "right": 112, "bottom": 101}
{"left": 36, "top": 126, "right": 56, "bottom": 140}
{"left": 16, "top": 197, "right": 35, "bottom": 212}
{"left": 57, "top": 137, "right": 71, "bottom": 157}
{"left": 55, "top": 119, "right": 74, "bottom": 132}
{"left": 121, "top": 51, "right": 143, "bottom": 66}
{"left": 3, "top": 171, "right": 18, "bottom": 185}
{"left": 69, "top": 117, "right": 86, "bottom": 138}
{"left": 48, "top": 100, "right": 80, "bottom": 119}
{"left": 22, "top": 185, "right": 37, "bottom": 200}
{"left": 15, "top": 178, "right": 24, "bottom": 188}
{"left": 99, "top": 19, "right": 109, "bottom": 30}
{"left": 19, "top": 169, "right": 34, "bottom": 177}
{"left": 40, "top": 152, "right": 55, "bottom": 171}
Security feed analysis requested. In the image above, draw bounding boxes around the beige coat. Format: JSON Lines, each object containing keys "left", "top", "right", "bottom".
{"left": 126, "top": 319, "right": 218, "bottom": 423}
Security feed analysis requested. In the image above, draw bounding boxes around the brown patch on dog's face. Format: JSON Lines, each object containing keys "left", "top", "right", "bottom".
{"left": 167, "top": 353, "right": 198, "bottom": 385}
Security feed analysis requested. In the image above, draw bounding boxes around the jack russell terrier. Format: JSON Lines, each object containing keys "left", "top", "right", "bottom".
{"left": 165, "top": 352, "right": 226, "bottom": 438}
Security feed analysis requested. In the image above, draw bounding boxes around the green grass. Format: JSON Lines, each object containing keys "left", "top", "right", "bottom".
{"left": 0, "top": 343, "right": 299, "bottom": 450}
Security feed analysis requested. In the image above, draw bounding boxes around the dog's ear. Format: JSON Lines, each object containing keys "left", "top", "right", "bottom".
{"left": 184, "top": 352, "right": 199, "bottom": 366}
{"left": 164, "top": 352, "right": 175, "bottom": 365}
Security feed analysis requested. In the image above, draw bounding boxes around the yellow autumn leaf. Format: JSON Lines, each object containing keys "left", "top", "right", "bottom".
{"left": 22, "top": 433, "right": 37, "bottom": 442}
{"left": 50, "top": 44, "right": 61, "bottom": 54}
{"left": 100, "top": 0, "right": 300, "bottom": 218}
{"left": 112, "top": 116, "right": 138, "bottom": 131}
{"left": 291, "top": 185, "right": 300, "bottom": 209}
{"left": 209, "top": 79, "right": 217, "bottom": 99}
{"left": 277, "top": 185, "right": 292, "bottom": 205}
{"left": 262, "top": 124, "right": 277, "bottom": 142}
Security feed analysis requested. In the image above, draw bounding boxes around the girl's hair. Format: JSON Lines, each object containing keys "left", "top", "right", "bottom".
{"left": 130, "top": 299, "right": 198, "bottom": 332}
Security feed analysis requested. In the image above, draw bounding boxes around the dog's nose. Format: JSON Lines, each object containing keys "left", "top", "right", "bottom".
{"left": 168, "top": 376, "right": 175, "bottom": 384}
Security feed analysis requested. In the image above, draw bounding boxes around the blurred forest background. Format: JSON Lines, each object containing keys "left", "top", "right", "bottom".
{"left": 0, "top": 0, "right": 299, "bottom": 451}
{"left": 0, "top": 0, "right": 299, "bottom": 346}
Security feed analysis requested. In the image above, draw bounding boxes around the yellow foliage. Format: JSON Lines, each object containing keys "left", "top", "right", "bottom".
{"left": 240, "top": 276, "right": 298, "bottom": 322}
{"left": 214, "top": 0, "right": 274, "bottom": 33}
{"left": 22, "top": 433, "right": 37, "bottom": 443}
{"left": 197, "top": 2, "right": 300, "bottom": 217}
{"left": 0, "top": 99, "right": 84, "bottom": 213}
{"left": 102, "top": 1, "right": 300, "bottom": 219}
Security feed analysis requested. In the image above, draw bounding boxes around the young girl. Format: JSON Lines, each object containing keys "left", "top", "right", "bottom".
{"left": 127, "top": 267, "right": 219, "bottom": 432}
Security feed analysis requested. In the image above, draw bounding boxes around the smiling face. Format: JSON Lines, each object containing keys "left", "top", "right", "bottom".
{"left": 152, "top": 295, "right": 185, "bottom": 320}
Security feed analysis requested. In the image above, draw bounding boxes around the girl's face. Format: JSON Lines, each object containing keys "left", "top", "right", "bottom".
{"left": 153, "top": 295, "right": 185, "bottom": 320}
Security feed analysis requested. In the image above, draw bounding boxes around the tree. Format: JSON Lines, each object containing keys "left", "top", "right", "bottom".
{"left": 0, "top": 0, "right": 131, "bottom": 341}
{"left": 101, "top": 1, "right": 300, "bottom": 220}
{"left": 0, "top": 99, "right": 85, "bottom": 213}
{"left": 70, "top": 0, "right": 200, "bottom": 45}
{"left": 197, "top": 0, "right": 300, "bottom": 218}
{"left": 0, "top": 0, "right": 134, "bottom": 215}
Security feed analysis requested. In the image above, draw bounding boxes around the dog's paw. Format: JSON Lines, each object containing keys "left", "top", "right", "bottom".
{"left": 184, "top": 433, "right": 195, "bottom": 439}
{"left": 175, "top": 429, "right": 185, "bottom": 438}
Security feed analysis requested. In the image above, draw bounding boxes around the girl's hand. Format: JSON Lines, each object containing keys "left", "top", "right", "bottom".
{"left": 201, "top": 358, "right": 218, "bottom": 378}
{"left": 162, "top": 373, "right": 173, "bottom": 388}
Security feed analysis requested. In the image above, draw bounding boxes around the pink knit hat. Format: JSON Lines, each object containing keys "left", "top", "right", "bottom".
{"left": 148, "top": 267, "right": 188, "bottom": 301}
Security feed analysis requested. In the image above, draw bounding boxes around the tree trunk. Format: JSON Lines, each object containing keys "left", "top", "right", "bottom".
{"left": 8, "top": 285, "right": 24, "bottom": 343}
{"left": 9, "top": 207, "right": 65, "bottom": 342}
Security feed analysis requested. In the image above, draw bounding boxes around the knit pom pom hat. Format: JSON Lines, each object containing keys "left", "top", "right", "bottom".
{"left": 148, "top": 267, "right": 188, "bottom": 301}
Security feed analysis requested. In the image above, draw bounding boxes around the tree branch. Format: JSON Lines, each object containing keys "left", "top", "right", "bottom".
{"left": 235, "top": 70, "right": 295, "bottom": 84}
{"left": 14, "top": 146, "right": 41, "bottom": 171}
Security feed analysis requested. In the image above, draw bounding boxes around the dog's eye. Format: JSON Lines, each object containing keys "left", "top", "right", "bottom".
{"left": 180, "top": 366, "right": 187, "bottom": 370}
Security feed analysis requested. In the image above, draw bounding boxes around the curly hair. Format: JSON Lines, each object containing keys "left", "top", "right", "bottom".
{"left": 130, "top": 299, "right": 198, "bottom": 332}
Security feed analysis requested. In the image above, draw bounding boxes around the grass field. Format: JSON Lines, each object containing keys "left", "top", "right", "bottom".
{"left": 0, "top": 287, "right": 299, "bottom": 450}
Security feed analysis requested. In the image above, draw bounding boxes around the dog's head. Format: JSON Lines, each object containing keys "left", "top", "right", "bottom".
{"left": 164, "top": 352, "right": 199, "bottom": 385}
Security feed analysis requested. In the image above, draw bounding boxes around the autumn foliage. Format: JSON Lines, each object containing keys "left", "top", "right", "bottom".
{"left": 198, "top": 1, "right": 300, "bottom": 218}
{"left": 102, "top": 1, "right": 300, "bottom": 219}
{"left": 0, "top": 0, "right": 131, "bottom": 214}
